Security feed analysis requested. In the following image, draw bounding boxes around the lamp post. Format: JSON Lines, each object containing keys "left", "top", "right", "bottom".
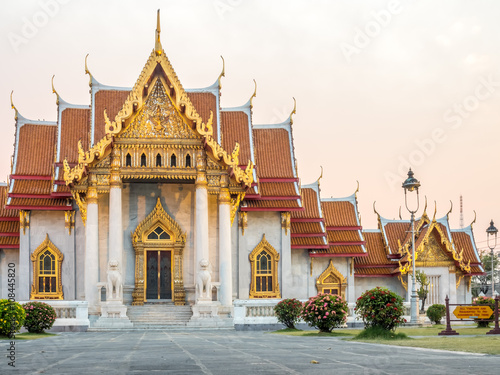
{"left": 486, "top": 220, "right": 498, "bottom": 298}
{"left": 402, "top": 168, "right": 421, "bottom": 324}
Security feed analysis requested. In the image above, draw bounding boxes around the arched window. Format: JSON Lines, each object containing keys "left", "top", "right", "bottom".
{"left": 249, "top": 234, "right": 280, "bottom": 299}
{"left": 141, "top": 153, "right": 147, "bottom": 167}
{"left": 185, "top": 154, "right": 191, "bottom": 168}
{"left": 126, "top": 153, "right": 132, "bottom": 167}
{"left": 147, "top": 226, "right": 170, "bottom": 240}
{"left": 170, "top": 154, "right": 177, "bottom": 167}
{"left": 30, "top": 235, "right": 64, "bottom": 300}
{"left": 156, "top": 153, "right": 162, "bottom": 167}
{"left": 316, "top": 260, "right": 347, "bottom": 300}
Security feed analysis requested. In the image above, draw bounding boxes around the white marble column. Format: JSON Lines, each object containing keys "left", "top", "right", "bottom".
{"left": 195, "top": 151, "right": 209, "bottom": 301}
{"left": 108, "top": 148, "right": 123, "bottom": 301}
{"left": 85, "top": 181, "right": 99, "bottom": 314}
{"left": 449, "top": 267, "right": 457, "bottom": 304}
{"left": 280, "top": 212, "right": 291, "bottom": 298}
{"left": 218, "top": 181, "right": 232, "bottom": 306}
{"left": 347, "top": 258, "right": 356, "bottom": 303}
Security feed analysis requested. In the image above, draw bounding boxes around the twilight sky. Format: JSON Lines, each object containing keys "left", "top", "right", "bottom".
{"left": 0, "top": 0, "right": 499, "bottom": 253}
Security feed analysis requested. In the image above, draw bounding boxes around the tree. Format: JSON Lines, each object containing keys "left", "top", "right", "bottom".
{"left": 473, "top": 251, "right": 499, "bottom": 296}
{"left": 416, "top": 270, "right": 430, "bottom": 312}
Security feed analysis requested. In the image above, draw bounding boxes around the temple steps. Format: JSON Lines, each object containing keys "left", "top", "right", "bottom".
{"left": 126, "top": 304, "right": 193, "bottom": 328}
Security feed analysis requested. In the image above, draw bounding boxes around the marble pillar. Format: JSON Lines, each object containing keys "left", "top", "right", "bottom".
{"left": 195, "top": 151, "right": 209, "bottom": 301}
{"left": 108, "top": 148, "right": 123, "bottom": 301}
{"left": 218, "top": 182, "right": 232, "bottom": 306}
{"left": 85, "top": 182, "right": 99, "bottom": 314}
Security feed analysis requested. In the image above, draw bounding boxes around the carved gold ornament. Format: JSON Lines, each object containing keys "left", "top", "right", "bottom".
{"left": 281, "top": 212, "right": 291, "bottom": 235}
{"left": 30, "top": 234, "right": 64, "bottom": 300}
{"left": 19, "top": 210, "right": 29, "bottom": 235}
{"left": 315, "top": 260, "right": 347, "bottom": 299}
{"left": 238, "top": 212, "right": 248, "bottom": 235}
{"left": 65, "top": 211, "right": 75, "bottom": 235}
{"left": 249, "top": 234, "right": 281, "bottom": 299}
{"left": 231, "top": 192, "right": 245, "bottom": 225}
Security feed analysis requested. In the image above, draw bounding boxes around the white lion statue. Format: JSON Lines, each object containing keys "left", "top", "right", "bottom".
{"left": 196, "top": 259, "right": 212, "bottom": 301}
{"left": 107, "top": 259, "right": 122, "bottom": 301}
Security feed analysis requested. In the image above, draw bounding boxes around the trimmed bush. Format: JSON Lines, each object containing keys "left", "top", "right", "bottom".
{"left": 473, "top": 296, "right": 495, "bottom": 328}
{"left": 426, "top": 304, "right": 446, "bottom": 324}
{"left": 274, "top": 298, "right": 303, "bottom": 329}
{"left": 23, "top": 301, "right": 57, "bottom": 333}
{"left": 0, "top": 299, "right": 26, "bottom": 337}
{"left": 302, "top": 293, "right": 348, "bottom": 333}
{"left": 355, "top": 287, "right": 406, "bottom": 331}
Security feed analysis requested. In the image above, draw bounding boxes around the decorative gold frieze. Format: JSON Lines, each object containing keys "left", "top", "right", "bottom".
{"left": 87, "top": 185, "right": 98, "bottom": 205}
{"left": 19, "top": 210, "right": 29, "bottom": 235}
{"left": 97, "top": 174, "right": 110, "bottom": 186}
{"left": 208, "top": 175, "right": 221, "bottom": 188}
{"left": 110, "top": 148, "right": 121, "bottom": 187}
{"left": 281, "top": 212, "right": 291, "bottom": 235}
{"left": 72, "top": 191, "right": 87, "bottom": 226}
{"left": 64, "top": 211, "right": 75, "bottom": 235}
{"left": 238, "top": 212, "right": 248, "bottom": 235}
{"left": 219, "top": 188, "right": 230, "bottom": 205}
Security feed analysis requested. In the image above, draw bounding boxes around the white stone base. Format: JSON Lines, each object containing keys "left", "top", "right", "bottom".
{"left": 187, "top": 301, "right": 233, "bottom": 328}
{"left": 93, "top": 301, "right": 133, "bottom": 329}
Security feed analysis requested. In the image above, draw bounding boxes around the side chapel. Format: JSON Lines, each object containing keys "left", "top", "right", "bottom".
{"left": 0, "top": 12, "right": 484, "bottom": 329}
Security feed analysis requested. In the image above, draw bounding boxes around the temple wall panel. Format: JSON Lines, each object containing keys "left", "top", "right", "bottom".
{"left": 355, "top": 277, "right": 405, "bottom": 299}
{"left": 289, "top": 249, "right": 309, "bottom": 299}
{"left": 0, "top": 249, "right": 19, "bottom": 299}
{"left": 237, "top": 211, "right": 281, "bottom": 299}
{"left": 30, "top": 211, "right": 75, "bottom": 300}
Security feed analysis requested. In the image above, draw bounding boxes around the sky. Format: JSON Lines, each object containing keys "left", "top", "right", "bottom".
{"left": 0, "top": 0, "right": 499, "bottom": 254}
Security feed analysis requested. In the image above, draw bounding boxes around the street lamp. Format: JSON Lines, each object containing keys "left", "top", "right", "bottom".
{"left": 486, "top": 220, "right": 498, "bottom": 298}
{"left": 402, "top": 168, "right": 421, "bottom": 324}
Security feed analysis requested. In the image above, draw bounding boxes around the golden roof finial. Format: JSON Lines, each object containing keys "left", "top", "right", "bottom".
{"left": 317, "top": 166, "right": 323, "bottom": 186}
{"left": 399, "top": 206, "right": 402, "bottom": 220}
{"left": 51, "top": 75, "right": 60, "bottom": 105}
{"left": 84, "top": 54, "right": 93, "bottom": 88}
{"left": 155, "top": 9, "right": 162, "bottom": 56}
{"left": 218, "top": 56, "right": 225, "bottom": 87}
{"left": 290, "top": 97, "right": 297, "bottom": 124}
{"left": 446, "top": 200, "right": 453, "bottom": 219}
{"left": 432, "top": 200, "right": 437, "bottom": 222}
{"left": 470, "top": 210, "right": 476, "bottom": 229}
{"left": 373, "top": 201, "right": 379, "bottom": 216}
{"left": 422, "top": 195, "right": 428, "bottom": 216}
{"left": 249, "top": 79, "right": 257, "bottom": 108}
{"left": 10, "top": 91, "right": 18, "bottom": 121}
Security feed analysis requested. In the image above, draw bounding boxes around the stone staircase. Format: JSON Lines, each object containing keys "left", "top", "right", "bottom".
{"left": 126, "top": 303, "right": 193, "bottom": 329}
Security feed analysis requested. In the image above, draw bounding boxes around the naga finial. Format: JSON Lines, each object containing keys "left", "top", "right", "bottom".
{"left": 470, "top": 210, "right": 476, "bottom": 229}
{"left": 399, "top": 206, "right": 402, "bottom": 220}
{"left": 84, "top": 54, "right": 93, "bottom": 88}
{"left": 249, "top": 79, "right": 257, "bottom": 109}
{"left": 446, "top": 200, "right": 453, "bottom": 219}
{"left": 51, "top": 75, "right": 60, "bottom": 105}
{"left": 290, "top": 97, "right": 297, "bottom": 125}
{"left": 155, "top": 9, "right": 162, "bottom": 56}
{"left": 317, "top": 166, "right": 323, "bottom": 186}
{"left": 218, "top": 56, "right": 225, "bottom": 87}
{"left": 10, "top": 91, "right": 18, "bottom": 120}
{"left": 373, "top": 201, "right": 379, "bottom": 216}
{"left": 432, "top": 200, "right": 437, "bottom": 222}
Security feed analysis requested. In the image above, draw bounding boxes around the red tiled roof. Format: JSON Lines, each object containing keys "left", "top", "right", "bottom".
{"left": 291, "top": 188, "right": 320, "bottom": 220}
{"left": 10, "top": 180, "right": 52, "bottom": 195}
{"left": 291, "top": 222, "right": 324, "bottom": 234}
{"left": 327, "top": 230, "right": 362, "bottom": 243}
{"left": 253, "top": 128, "right": 294, "bottom": 179}
{"left": 15, "top": 125, "right": 57, "bottom": 176}
{"left": 221, "top": 111, "right": 251, "bottom": 165}
{"left": 243, "top": 199, "right": 301, "bottom": 209}
{"left": 94, "top": 90, "right": 130, "bottom": 144}
{"left": 291, "top": 237, "right": 326, "bottom": 247}
{"left": 382, "top": 222, "right": 410, "bottom": 253}
{"left": 59, "top": 108, "right": 91, "bottom": 163}
{"left": 7, "top": 198, "right": 70, "bottom": 208}
{"left": 259, "top": 182, "right": 298, "bottom": 197}
{"left": 188, "top": 92, "right": 218, "bottom": 142}
{"left": 0, "top": 187, "right": 19, "bottom": 218}
{"left": 0, "top": 221, "right": 19, "bottom": 233}
{"left": 355, "top": 232, "right": 392, "bottom": 266}
{"left": 322, "top": 201, "right": 358, "bottom": 227}
{"left": 0, "top": 236, "right": 19, "bottom": 246}
{"left": 451, "top": 231, "right": 481, "bottom": 264}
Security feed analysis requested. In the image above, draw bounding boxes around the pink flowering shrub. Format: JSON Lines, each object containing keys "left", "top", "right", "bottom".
{"left": 0, "top": 299, "right": 25, "bottom": 337}
{"left": 22, "top": 302, "right": 57, "bottom": 333}
{"left": 274, "top": 298, "right": 304, "bottom": 329}
{"left": 302, "top": 293, "right": 348, "bottom": 332}
{"left": 355, "top": 287, "right": 406, "bottom": 331}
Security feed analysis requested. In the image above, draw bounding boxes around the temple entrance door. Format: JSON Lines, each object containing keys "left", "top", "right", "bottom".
{"left": 145, "top": 250, "right": 172, "bottom": 300}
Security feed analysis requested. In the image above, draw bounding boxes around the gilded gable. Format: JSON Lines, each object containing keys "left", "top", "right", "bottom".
{"left": 118, "top": 79, "right": 199, "bottom": 139}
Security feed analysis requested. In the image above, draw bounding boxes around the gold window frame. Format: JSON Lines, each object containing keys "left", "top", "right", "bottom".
{"left": 30, "top": 234, "right": 64, "bottom": 300}
{"left": 249, "top": 234, "right": 281, "bottom": 299}
{"left": 316, "top": 260, "right": 347, "bottom": 300}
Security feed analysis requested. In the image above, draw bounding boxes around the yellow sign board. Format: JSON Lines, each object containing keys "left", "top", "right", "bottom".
{"left": 453, "top": 306, "right": 494, "bottom": 319}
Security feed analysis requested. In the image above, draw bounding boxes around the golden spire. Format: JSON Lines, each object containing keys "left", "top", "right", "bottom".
{"left": 446, "top": 200, "right": 453, "bottom": 220}
{"left": 51, "top": 75, "right": 60, "bottom": 105}
{"left": 84, "top": 54, "right": 92, "bottom": 88}
{"left": 155, "top": 9, "right": 162, "bottom": 56}
{"left": 317, "top": 166, "right": 323, "bottom": 187}
{"left": 10, "top": 91, "right": 18, "bottom": 121}
{"left": 218, "top": 56, "right": 225, "bottom": 87}
{"left": 290, "top": 97, "right": 297, "bottom": 124}
{"left": 249, "top": 79, "right": 257, "bottom": 108}
{"left": 470, "top": 210, "right": 476, "bottom": 229}
{"left": 399, "top": 206, "right": 402, "bottom": 220}
{"left": 432, "top": 200, "right": 437, "bottom": 222}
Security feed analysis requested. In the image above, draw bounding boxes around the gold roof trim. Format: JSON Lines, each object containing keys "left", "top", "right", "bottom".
{"left": 64, "top": 12, "right": 254, "bottom": 187}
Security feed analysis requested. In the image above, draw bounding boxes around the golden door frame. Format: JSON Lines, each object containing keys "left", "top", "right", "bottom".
{"left": 131, "top": 198, "right": 186, "bottom": 305}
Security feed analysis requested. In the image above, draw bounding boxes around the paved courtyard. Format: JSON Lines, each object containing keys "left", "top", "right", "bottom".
{"left": 2, "top": 330, "right": 498, "bottom": 374}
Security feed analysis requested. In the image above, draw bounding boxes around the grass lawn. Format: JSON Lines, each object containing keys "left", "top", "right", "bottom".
{"left": 0, "top": 332, "right": 56, "bottom": 340}
{"left": 272, "top": 326, "right": 500, "bottom": 355}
